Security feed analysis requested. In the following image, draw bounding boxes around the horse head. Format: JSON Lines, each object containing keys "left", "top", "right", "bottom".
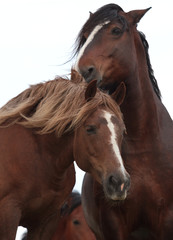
{"left": 74, "top": 4, "right": 151, "bottom": 93}
{"left": 73, "top": 80, "right": 130, "bottom": 201}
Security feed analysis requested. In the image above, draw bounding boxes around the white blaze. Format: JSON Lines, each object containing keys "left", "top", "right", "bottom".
{"left": 104, "top": 111, "right": 126, "bottom": 175}
{"left": 75, "top": 21, "right": 110, "bottom": 72}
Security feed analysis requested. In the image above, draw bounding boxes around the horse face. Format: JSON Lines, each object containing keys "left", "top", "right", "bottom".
{"left": 74, "top": 108, "right": 130, "bottom": 201}
{"left": 64, "top": 205, "right": 96, "bottom": 240}
{"left": 75, "top": 9, "right": 149, "bottom": 92}
{"left": 52, "top": 205, "right": 96, "bottom": 240}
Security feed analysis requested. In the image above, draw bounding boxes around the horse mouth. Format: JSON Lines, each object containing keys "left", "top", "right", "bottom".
{"left": 105, "top": 191, "right": 128, "bottom": 202}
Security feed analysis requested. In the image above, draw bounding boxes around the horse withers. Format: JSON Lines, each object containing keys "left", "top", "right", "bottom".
{"left": 0, "top": 69, "right": 129, "bottom": 240}
{"left": 74, "top": 3, "right": 173, "bottom": 240}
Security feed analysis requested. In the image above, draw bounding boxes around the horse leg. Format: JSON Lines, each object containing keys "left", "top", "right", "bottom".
{"left": 0, "top": 197, "right": 21, "bottom": 240}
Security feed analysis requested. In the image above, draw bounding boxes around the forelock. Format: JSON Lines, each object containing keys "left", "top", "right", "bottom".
{"left": 74, "top": 4, "right": 125, "bottom": 56}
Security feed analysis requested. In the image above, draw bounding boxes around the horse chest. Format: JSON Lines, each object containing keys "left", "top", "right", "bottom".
{"left": 122, "top": 170, "right": 166, "bottom": 231}
{"left": 21, "top": 165, "right": 75, "bottom": 228}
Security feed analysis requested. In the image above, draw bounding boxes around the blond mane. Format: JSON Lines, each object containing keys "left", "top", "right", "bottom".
{"left": 0, "top": 71, "right": 123, "bottom": 137}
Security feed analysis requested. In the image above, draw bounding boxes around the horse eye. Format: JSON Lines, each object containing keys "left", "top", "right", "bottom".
{"left": 86, "top": 125, "right": 97, "bottom": 135}
{"left": 73, "top": 219, "right": 80, "bottom": 225}
{"left": 111, "top": 27, "right": 122, "bottom": 36}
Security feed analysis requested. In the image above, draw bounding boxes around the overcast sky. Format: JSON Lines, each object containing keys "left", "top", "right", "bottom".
{"left": 0, "top": 1, "right": 172, "bottom": 238}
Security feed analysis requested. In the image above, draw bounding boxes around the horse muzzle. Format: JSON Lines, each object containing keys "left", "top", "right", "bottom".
{"left": 103, "top": 172, "right": 131, "bottom": 201}
{"left": 79, "top": 65, "right": 102, "bottom": 85}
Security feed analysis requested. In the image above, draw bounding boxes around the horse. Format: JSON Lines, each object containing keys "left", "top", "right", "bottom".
{"left": 0, "top": 69, "right": 130, "bottom": 240}
{"left": 21, "top": 191, "right": 96, "bottom": 240}
{"left": 74, "top": 4, "right": 173, "bottom": 240}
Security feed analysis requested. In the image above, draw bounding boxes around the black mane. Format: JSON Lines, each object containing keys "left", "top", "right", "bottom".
{"left": 69, "top": 191, "right": 81, "bottom": 213}
{"left": 73, "top": 3, "right": 161, "bottom": 100}
{"left": 139, "top": 31, "right": 161, "bottom": 99}
{"left": 61, "top": 191, "right": 81, "bottom": 216}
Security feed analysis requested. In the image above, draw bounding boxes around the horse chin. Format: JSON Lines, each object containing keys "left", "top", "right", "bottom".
{"left": 103, "top": 182, "right": 128, "bottom": 203}
{"left": 105, "top": 191, "right": 127, "bottom": 202}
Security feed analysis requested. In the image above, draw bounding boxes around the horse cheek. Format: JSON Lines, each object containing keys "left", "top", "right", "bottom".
{"left": 73, "top": 130, "right": 92, "bottom": 173}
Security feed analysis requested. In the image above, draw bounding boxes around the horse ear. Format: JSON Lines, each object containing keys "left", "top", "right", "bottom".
{"left": 127, "top": 7, "right": 151, "bottom": 24}
{"left": 85, "top": 80, "right": 97, "bottom": 102}
{"left": 71, "top": 69, "right": 84, "bottom": 83}
{"left": 111, "top": 82, "right": 126, "bottom": 106}
{"left": 89, "top": 11, "right": 93, "bottom": 18}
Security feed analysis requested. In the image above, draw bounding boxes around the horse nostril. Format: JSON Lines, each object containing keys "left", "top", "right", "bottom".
{"left": 108, "top": 175, "right": 130, "bottom": 193}
{"left": 108, "top": 176, "right": 120, "bottom": 192}
{"left": 80, "top": 66, "right": 96, "bottom": 83}
{"left": 109, "top": 176, "right": 118, "bottom": 186}
{"left": 88, "top": 66, "right": 95, "bottom": 74}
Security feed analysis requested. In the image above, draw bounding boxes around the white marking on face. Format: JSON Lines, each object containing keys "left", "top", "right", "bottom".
{"left": 103, "top": 111, "right": 126, "bottom": 176}
{"left": 75, "top": 21, "right": 110, "bottom": 72}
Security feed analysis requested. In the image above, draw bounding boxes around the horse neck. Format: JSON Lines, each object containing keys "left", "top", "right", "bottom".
{"left": 36, "top": 132, "right": 75, "bottom": 172}
{"left": 121, "top": 39, "right": 172, "bottom": 142}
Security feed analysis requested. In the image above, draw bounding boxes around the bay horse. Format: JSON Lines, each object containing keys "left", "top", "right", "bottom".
{"left": 22, "top": 191, "right": 96, "bottom": 240}
{"left": 74, "top": 4, "right": 173, "bottom": 240}
{"left": 0, "top": 69, "right": 130, "bottom": 240}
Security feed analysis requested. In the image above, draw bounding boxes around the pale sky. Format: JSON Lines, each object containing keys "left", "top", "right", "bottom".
{"left": 0, "top": 1, "right": 172, "bottom": 238}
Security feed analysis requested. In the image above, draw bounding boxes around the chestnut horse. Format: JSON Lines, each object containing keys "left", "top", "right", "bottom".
{"left": 22, "top": 191, "right": 96, "bottom": 240}
{"left": 74, "top": 4, "right": 173, "bottom": 240}
{"left": 0, "top": 69, "right": 129, "bottom": 240}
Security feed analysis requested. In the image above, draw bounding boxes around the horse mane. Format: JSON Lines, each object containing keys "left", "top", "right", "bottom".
{"left": 61, "top": 191, "right": 81, "bottom": 216}
{"left": 73, "top": 3, "right": 161, "bottom": 100}
{"left": 0, "top": 71, "right": 122, "bottom": 137}
{"left": 138, "top": 31, "right": 161, "bottom": 99}
{"left": 69, "top": 191, "right": 81, "bottom": 213}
